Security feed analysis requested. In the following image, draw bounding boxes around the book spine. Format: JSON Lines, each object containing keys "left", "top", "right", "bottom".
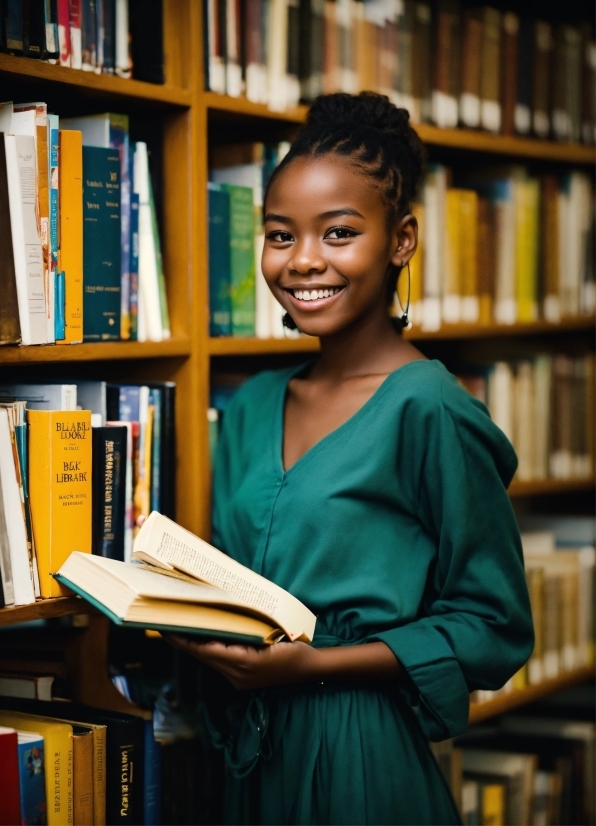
{"left": 102, "top": 0, "right": 115, "bottom": 73}
{"left": 128, "top": 191, "right": 139, "bottom": 341}
{"left": 18, "top": 734, "right": 47, "bottom": 826}
{"left": 54, "top": 270, "right": 66, "bottom": 340}
{"left": 148, "top": 172, "right": 170, "bottom": 337}
{"left": 115, "top": 0, "right": 131, "bottom": 77}
{"left": 143, "top": 719, "right": 162, "bottom": 826}
{"left": 223, "top": 184, "right": 255, "bottom": 336}
{"left": 148, "top": 388, "right": 161, "bottom": 513}
{"left": 0, "top": 730, "right": 21, "bottom": 824}
{"left": 0, "top": 133, "right": 21, "bottom": 345}
{"left": 43, "top": 0, "right": 60, "bottom": 58}
{"left": 5, "top": 0, "right": 24, "bottom": 52}
{"left": 58, "top": 0, "right": 72, "bottom": 64}
{"left": 109, "top": 116, "right": 131, "bottom": 340}
{"left": 28, "top": 409, "right": 92, "bottom": 598}
{"left": 92, "top": 426, "right": 127, "bottom": 561}
{"left": 82, "top": 146, "right": 121, "bottom": 341}
{"left": 208, "top": 186, "right": 232, "bottom": 336}
{"left": 70, "top": 0, "right": 83, "bottom": 68}
{"left": 81, "top": 0, "right": 97, "bottom": 70}
{"left": 58, "top": 130, "right": 84, "bottom": 344}
{"left": 72, "top": 731, "right": 94, "bottom": 826}
{"left": 155, "top": 383, "right": 176, "bottom": 519}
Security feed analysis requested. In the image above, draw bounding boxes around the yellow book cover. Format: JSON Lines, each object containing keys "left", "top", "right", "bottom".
{"left": 476, "top": 197, "right": 494, "bottom": 325}
{"left": 0, "top": 710, "right": 73, "bottom": 826}
{"left": 27, "top": 409, "right": 92, "bottom": 597}
{"left": 515, "top": 179, "right": 539, "bottom": 322}
{"left": 512, "top": 665, "right": 527, "bottom": 691}
{"left": 481, "top": 783, "right": 505, "bottom": 826}
{"left": 443, "top": 189, "right": 462, "bottom": 323}
{"left": 58, "top": 131, "right": 83, "bottom": 345}
{"left": 459, "top": 189, "right": 479, "bottom": 323}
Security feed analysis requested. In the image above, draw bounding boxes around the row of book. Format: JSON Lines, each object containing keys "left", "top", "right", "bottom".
{"left": 458, "top": 354, "right": 595, "bottom": 485}
{"left": 0, "top": 104, "right": 170, "bottom": 346}
{"left": 208, "top": 141, "right": 297, "bottom": 339}
{"left": 402, "top": 166, "right": 595, "bottom": 332}
{"left": 203, "top": 0, "right": 596, "bottom": 144}
{"left": 0, "top": 380, "right": 175, "bottom": 608}
{"left": 0, "top": 0, "right": 132, "bottom": 77}
{"left": 0, "top": 698, "right": 160, "bottom": 825}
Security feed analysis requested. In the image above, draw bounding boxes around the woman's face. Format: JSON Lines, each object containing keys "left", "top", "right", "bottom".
{"left": 262, "top": 155, "right": 411, "bottom": 338}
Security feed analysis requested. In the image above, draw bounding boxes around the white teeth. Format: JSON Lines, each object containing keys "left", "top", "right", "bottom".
{"left": 292, "top": 287, "right": 342, "bottom": 300}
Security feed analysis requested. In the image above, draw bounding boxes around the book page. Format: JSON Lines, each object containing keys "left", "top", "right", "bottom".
{"left": 133, "top": 512, "right": 316, "bottom": 642}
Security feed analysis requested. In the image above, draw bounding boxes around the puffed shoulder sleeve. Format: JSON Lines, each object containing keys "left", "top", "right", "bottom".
{"left": 372, "top": 375, "right": 534, "bottom": 741}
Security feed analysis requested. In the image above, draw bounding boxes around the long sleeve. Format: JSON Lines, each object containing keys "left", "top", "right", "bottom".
{"left": 371, "top": 376, "right": 534, "bottom": 742}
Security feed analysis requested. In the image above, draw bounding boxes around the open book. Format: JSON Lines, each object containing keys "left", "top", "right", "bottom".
{"left": 55, "top": 512, "right": 317, "bottom": 645}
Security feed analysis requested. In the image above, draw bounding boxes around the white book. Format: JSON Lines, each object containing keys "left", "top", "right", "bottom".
{"left": 267, "top": 0, "right": 289, "bottom": 111}
{"left": 513, "top": 361, "right": 534, "bottom": 481}
{"left": 0, "top": 383, "right": 76, "bottom": 410}
{"left": 115, "top": 0, "right": 132, "bottom": 78}
{"left": 421, "top": 167, "right": 445, "bottom": 331}
{"left": 133, "top": 143, "right": 163, "bottom": 342}
{"left": 494, "top": 190, "right": 517, "bottom": 324}
{"left": 4, "top": 134, "right": 47, "bottom": 345}
{"left": 0, "top": 409, "right": 35, "bottom": 605}
{"left": 488, "top": 362, "right": 514, "bottom": 443}
{"left": 70, "top": 12, "right": 82, "bottom": 69}
{"left": 0, "top": 464, "right": 15, "bottom": 606}
{"left": 532, "top": 356, "right": 552, "bottom": 480}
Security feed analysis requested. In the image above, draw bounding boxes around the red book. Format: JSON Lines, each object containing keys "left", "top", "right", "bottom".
{"left": 57, "top": 0, "right": 72, "bottom": 65}
{"left": 0, "top": 727, "right": 20, "bottom": 826}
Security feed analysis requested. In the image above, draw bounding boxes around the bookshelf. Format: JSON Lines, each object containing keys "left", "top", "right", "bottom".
{"left": 0, "top": 0, "right": 593, "bottom": 735}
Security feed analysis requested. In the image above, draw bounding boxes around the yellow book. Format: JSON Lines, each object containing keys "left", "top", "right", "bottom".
{"left": 443, "top": 189, "right": 462, "bottom": 323}
{"left": 481, "top": 783, "right": 505, "bottom": 826}
{"left": 27, "top": 409, "right": 92, "bottom": 597}
{"left": 512, "top": 665, "right": 527, "bottom": 691}
{"left": 58, "top": 131, "right": 83, "bottom": 345}
{"left": 459, "top": 189, "right": 479, "bottom": 323}
{"left": 0, "top": 710, "right": 73, "bottom": 826}
{"left": 477, "top": 197, "right": 494, "bottom": 324}
{"left": 515, "top": 178, "right": 539, "bottom": 322}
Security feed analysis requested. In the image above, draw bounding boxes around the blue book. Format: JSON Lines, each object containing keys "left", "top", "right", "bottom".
{"left": 17, "top": 731, "right": 47, "bottom": 826}
{"left": 82, "top": 146, "right": 121, "bottom": 341}
{"left": 129, "top": 192, "right": 140, "bottom": 341}
{"left": 54, "top": 272, "right": 66, "bottom": 341}
{"left": 208, "top": 184, "right": 232, "bottom": 336}
{"left": 5, "top": 0, "right": 24, "bottom": 52}
{"left": 143, "top": 720, "right": 162, "bottom": 826}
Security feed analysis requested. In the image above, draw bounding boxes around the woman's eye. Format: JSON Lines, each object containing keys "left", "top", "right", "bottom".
{"left": 267, "top": 230, "right": 294, "bottom": 243}
{"left": 325, "top": 226, "right": 356, "bottom": 240}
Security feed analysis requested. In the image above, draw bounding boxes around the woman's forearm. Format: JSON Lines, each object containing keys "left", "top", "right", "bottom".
{"left": 307, "top": 641, "right": 402, "bottom": 683}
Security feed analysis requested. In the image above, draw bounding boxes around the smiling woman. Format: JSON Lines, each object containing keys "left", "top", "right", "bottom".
{"left": 171, "top": 93, "right": 534, "bottom": 826}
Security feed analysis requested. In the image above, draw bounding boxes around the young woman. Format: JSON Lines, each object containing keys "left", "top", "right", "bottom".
{"left": 170, "top": 93, "right": 534, "bottom": 825}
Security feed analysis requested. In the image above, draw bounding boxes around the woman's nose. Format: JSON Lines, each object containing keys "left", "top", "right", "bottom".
{"left": 289, "top": 240, "right": 327, "bottom": 274}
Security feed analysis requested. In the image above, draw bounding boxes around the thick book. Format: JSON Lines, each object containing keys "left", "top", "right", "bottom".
{"left": 28, "top": 409, "right": 92, "bottom": 598}
{"left": 17, "top": 730, "right": 46, "bottom": 826}
{"left": 0, "top": 133, "right": 21, "bottom": 344}
{"left": 0, "top": 727, "right": 20, "bottom": 826}
{"left": 0, "top": 673, "right": 54, "bottom": 701}
{"left": 82, "top": 146, "right": 121, "bottom": 341}
{"left": 56, "top": 511, "right": 317, "bottom": 644}
{"left": 92, "top": 425, "right": 127, "bottom": 560}
{"left": 72, "top": 728, "right": 94, "bottom": 826}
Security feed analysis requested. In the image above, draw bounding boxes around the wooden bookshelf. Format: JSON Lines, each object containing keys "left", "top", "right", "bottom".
{"left": 0, "top": 336, "right": 192, "bottom": 365}
{"left": 204, "top": 92, "right": 596, "bottom": 165}
{"left": 508, "top": 477, "right": 596, "bottom": 498}
{"left": 0, "top": 596, "right": 96, "bottom": 627}
{"left": 469, "top": 665, "right": 595, "bottom": 725}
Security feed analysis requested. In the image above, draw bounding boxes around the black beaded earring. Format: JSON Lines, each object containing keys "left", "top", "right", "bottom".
{"left": 282, "top": 312, "right": 298, "bottom": 332}
{"left": 396, "top": 261, "right": 411, "bottom": 330}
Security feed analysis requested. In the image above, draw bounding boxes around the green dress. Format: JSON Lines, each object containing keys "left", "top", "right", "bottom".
{"left": 209, "top": 359, "right": 534, "bottom": 825}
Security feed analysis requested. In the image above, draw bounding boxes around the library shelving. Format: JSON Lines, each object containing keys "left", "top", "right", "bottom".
{"left": 0, "top": 0, "right": 593, "bottom": 737}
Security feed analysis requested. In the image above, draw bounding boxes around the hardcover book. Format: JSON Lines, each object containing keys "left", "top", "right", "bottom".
{"left": 56, "top": 511, "right": 317, "bottom": 645}
{"left": 17, "top": 731, "right": 46, "bottom": 826}
{"left": 82, "top": 146, "right": 121, "bottom": 341}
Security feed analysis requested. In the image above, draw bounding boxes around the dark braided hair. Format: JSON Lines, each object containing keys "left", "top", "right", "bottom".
{"left": 266, "top": 92, "right": 426, "bottom": 224}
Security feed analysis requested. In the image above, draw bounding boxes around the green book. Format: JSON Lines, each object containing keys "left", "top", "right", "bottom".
{"left": 82, "top": 147, "right": 121, "bottom": 341}
{"left": 220, "top": 184, "right": 255, "bottom": 336}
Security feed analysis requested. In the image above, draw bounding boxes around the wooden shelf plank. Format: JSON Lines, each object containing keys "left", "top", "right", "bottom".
{"left": 0, "top": 336, "right": 191, "bottom": 365}
{"left": 0, "top": 53, "right": 191, "bottom": 107}
{"left": 208, "top": 317, "right": 594, "bottom": 356}
{"left": 508, "top": 477, "right": 595, "bottom": 498}
{"left": 469, "top": 665, "right": 595, "bottom": 725}
{"left": 0, "top": 596, "right": 96, "bottom": 627}
{"left": 403, "top": 316, "right": 596, "bottom": 340}
{"left": 204, "top": 93, "right": 595, "bottom": 164}
{"left": 208, "top": 336, "right": 320, "bottom": 355}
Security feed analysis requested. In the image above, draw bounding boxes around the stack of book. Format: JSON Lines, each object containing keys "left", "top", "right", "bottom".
{"left": 0, "top": 106, "right": 169, "bottom": 347}
{"left": 0, "top": 699, "right": 161, "bottom": 825}
{"left": 203, "top": 0, "right": 596, "bottom": 144}
{"left": 0, "top": 380, "right": 175, "bottom": 608}
{"left": 456, "top": 354, "right": 595, "bottom": 485}
{"left": 402, "top": 166, "right": 595, "bottom": 331}
{"left": 208, "top": 140, "right": 297, "bottom": 339}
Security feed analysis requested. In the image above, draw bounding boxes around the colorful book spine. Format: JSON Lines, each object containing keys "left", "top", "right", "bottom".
{"left": 208, "top": 184, "right": 232, "bottom": 336}
{"left": 49, "top": 114, "right": 62, "bottom": 339}
{"left": 220, "top": 183, "right": 255, "bottom": 336}
{"left": 17, "top": 732, "right": 46, "bottom": 826}
{"left": 58, "top": 130, "right": 84, "bottom": 344}
{"left": 82, "top": 146, "right": 121, "bottom": 341}
{"left": 128, "top": 191, "right": 139, "bottom": 341}
{"left": 27, "top": 409, "right": 92, "bottom": 598}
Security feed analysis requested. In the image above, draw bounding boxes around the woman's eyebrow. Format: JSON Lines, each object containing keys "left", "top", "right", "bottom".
{"left": 264, "top": 212, "right": 291, "bottom": 223}
{"left": 318, "top": 208, "right": 364, "bottom": 220}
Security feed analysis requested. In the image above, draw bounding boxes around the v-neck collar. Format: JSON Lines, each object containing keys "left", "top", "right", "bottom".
{"left": 276, "top": 358, "right": 436, "bottom": 477}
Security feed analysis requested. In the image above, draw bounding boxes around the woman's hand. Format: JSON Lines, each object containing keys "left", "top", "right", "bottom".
{"left": 166, "top": 635, "right": 322, "bottom": 690}
{"left": 165, "top": 635, "right": 404, "bottom": 691}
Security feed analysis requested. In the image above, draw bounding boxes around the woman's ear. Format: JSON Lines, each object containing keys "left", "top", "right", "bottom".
{"left": 390, "top": 214, "right": 418, "bottom": 268}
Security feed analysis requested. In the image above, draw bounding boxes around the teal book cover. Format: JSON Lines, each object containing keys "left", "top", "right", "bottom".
{"left": 17, "top": 733, "right": 47, "bottom": 825}
{"left": 220, "top": 184, "right": 255, "bottom": 336}
{"left": 83, "top": 146, "right": 121, "bottom": 341}
{"left": 208, "top": 184, "right": 232, "bottom": 336}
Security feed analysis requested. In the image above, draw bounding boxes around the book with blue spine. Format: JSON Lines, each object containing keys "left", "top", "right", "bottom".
{"left": 82, "top": 146, "right": 121, "bottom": 340}
{"left": 143, "top": 719, "right": 162, "bottom": 826}
{"left": 17, "top": 730, "right": 47, "bottom": 826}
{"left": 208, "top": 184, "right": 232, "bottom": 336}
{"left": 48, "top": 114, "right": 63, "bottom": 340}
{"left": 129, "top": 191, "right": 140, "bottom": 340}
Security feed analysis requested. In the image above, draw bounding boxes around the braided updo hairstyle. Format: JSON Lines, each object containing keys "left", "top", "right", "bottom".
{"left": 266, "top": 92, "right": 426, "bottom": 225}
{"left": 265, "top": 93, "right": 426, "bottom": 321}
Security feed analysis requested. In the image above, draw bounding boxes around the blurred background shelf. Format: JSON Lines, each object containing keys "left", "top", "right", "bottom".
{"left": 0, "top": 337, "right": 191, "bottom": 365}
{"left": 508, "top": 477, "right": 596, "bottom": 497}
{"left": 0, "top": 596, "right": 97, "bottom": 627}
